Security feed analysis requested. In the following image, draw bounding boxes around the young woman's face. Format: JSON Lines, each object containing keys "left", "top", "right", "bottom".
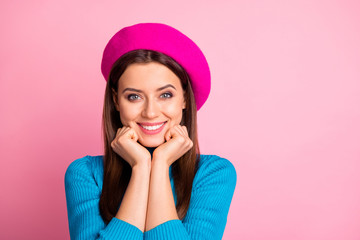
{"left": 113, "top": 62, "right": 186, "bottom": 147}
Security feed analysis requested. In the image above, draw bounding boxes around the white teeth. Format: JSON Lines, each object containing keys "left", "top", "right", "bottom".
{"left": 141, "top": 123, "right": 165, "bottom": 131}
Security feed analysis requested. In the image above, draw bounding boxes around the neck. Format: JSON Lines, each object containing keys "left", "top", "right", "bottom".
{"left": 145, "top": 146, "right": 156, "bottom": 158}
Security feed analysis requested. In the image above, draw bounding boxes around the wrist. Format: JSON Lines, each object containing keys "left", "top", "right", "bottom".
{"left": 151, "top": 158, "right": 170, "bottom": 171}
{"left": 132, "top": 161, "right": 151, "bottom": 175}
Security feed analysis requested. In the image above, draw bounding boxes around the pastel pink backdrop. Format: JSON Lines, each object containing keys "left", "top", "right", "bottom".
{"left": 0, "top": 0, "right": 359, "bottom": 239}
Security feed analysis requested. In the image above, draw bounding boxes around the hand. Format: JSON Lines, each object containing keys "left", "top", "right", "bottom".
{"left": 111, "top": 127, "right": 151, "bottom": 168}
{"left": 152, "top": 125, "right": 193, "bottom": 167}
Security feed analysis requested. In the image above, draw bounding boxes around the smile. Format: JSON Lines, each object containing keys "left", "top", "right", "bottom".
{"left": 140, "top": 122, "right": 165, "bottom": 130}
{"left": 137, "top": 121, "right": 167, "bottom": 135}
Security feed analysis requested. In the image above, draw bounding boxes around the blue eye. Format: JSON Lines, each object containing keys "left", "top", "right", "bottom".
{"left": 161, "top": 92, "right": 173, "bottom": 98}
{"left": 127, "top": 94, "right": 140, "bottom": 101}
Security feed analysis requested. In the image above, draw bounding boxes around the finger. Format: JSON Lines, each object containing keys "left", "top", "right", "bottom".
{"left": 113, "top": 128, "right": 123, "bottom": 143}
{"left": 175, "top": 125, "right": 186, "bottom": 137}
{"left": 180, "top": 125, "right": 189, "bottom": 136}
{"left": 164, "top": 127, "right": 172, "bottom": 142}
{"left": 173, "top": 126, "right": 189, "bottom": 146}
{"left": 165, "top": 125, "right": 181, "bottom": 141}
{"left": 173, "top": 125, "right": 184, "bottom": 137}
{"left": 115, "top": 127, "right": 131, "bottom": 142}
{"left": 121, "top": 127, "right": 136, "bottom": 139}
{"left": 127, "top": 128, "right": 138, "bottom": 141}
{"left": 116, "top": 127, "right": 123, "bottom": 136}
{"left": 118, "top": 126, "right": 128, "bottom": 136}
{"left": 178, "top": 126, "right": 192, "bottom": 148}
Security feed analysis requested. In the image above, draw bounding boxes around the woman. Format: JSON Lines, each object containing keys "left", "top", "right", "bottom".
{"left": 65, "top": 22, "right": 237, "bottom": 240}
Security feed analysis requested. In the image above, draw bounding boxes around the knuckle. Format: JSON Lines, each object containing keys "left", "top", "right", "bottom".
{"left": 117, "top": 137, "right": 125, "bottom": 144}
{"left": 178, "top": 137, "right": 186, "bottom": 144}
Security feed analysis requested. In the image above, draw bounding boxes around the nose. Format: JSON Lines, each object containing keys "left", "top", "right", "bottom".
{"left": 141, "top": 98, "right": 159, "bottom": 119}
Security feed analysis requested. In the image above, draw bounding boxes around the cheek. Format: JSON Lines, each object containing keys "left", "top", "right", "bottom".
{"left": 118, "top": 103, "right": 138, "bottom": 125}
{"left": 163, "top": 103, "right": 183, "bottom": 123}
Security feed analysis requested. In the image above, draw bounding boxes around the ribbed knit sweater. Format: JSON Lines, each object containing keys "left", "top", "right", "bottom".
{"left": 64, "top": 154, "right": 236, "bottom": 239}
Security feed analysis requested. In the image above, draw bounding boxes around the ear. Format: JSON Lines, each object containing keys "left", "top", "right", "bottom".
{"left": 112, "top": 88, "right": 120, "bottom": 111}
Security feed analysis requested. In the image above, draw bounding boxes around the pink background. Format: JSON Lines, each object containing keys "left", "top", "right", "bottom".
{"left": 1, "top": 0, "right": 359, "bottom": 239}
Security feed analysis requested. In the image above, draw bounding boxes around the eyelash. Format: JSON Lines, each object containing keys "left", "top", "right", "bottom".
{"left": 126, "top": 92, "right": 173, "bottom": 101}
{"left": 127, "top": 94, "right": 140, "bottom": 101}
{"left": 160, "top": 92, "right": 173, "bottom": 98}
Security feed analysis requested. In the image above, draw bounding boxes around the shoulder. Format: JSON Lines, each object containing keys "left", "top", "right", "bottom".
{"left": 65, "top": 155, "right": 103, "bottom": 177}
{"left": 198, "top": 154, "right": 237, "bottom": 177}
{"left": 64, "top": 155, "right": 104, "bottom": 187}
{"left": 195, "top": 154, "right": 237, "bottom": 189}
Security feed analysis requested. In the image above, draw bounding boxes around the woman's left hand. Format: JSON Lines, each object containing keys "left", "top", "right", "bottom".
{"left": 152, "top": 125, "right": 193, "bottom": 167}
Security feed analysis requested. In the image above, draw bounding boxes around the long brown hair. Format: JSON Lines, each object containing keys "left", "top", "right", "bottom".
{"left": 99, "top": 49, "right": 200, "bottom": 223}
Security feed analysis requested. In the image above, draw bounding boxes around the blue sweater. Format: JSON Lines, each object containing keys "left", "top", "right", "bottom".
{"left": 65, "top": 154, "right": 237, "bottom": 239}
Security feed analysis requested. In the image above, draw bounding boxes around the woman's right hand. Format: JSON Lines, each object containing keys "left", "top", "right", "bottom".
{"left": 111, "top": 127, "right": 151, "bottom": 168}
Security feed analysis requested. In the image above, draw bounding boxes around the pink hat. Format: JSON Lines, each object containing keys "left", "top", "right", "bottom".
{"left": 101, "top": 23, "right": 211, "bottom": 111}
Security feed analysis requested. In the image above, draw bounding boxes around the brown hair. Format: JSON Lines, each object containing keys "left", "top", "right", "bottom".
{"left": 99, "top": 49, "right": 200, "bottom": 223}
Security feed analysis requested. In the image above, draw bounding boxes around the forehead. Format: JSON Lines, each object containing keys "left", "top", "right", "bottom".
{"left": 118, "top": 62, "right": 182, "bottom": 89}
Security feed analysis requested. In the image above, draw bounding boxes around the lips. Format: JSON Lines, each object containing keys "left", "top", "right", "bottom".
{"left": 137, "top": 121, "right": 167, "bottom": 133}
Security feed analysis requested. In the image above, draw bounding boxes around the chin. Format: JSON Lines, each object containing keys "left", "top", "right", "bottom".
{"left": 139, "top": 138, "right": 165, "bottom": 148}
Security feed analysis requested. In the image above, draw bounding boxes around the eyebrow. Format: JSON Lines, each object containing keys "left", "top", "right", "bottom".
{"left": 122, "top": 84, "right": 176, "bottom": 94}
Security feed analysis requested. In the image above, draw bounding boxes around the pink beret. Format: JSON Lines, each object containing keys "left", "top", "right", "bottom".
{"left": 101, "top": 23, "right": 211, "bottom": 111}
